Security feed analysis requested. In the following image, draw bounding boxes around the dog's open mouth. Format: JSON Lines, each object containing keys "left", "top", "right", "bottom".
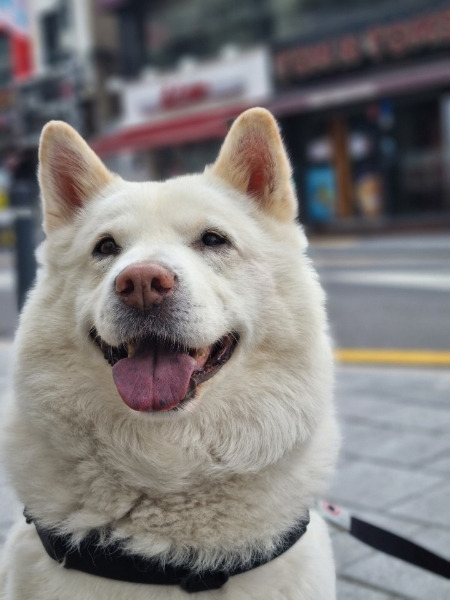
{"left": 89, "top": 329, "right": 238, "bottom": 412}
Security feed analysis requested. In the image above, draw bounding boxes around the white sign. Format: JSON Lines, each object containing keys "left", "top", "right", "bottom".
{"left": 120, "top": 47, "right": 272, "bottom": 126}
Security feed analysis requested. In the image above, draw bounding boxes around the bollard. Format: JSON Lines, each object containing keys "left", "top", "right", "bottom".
{"left": 11, "top": 181, "right": 38, "bottom": 312}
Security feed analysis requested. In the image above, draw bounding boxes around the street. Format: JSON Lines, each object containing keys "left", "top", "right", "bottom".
{"left": 0, "top": 251, "right": 15, "bottom": 338}
{"left": 309, "top": 234, "right": 450, "bottom": 351}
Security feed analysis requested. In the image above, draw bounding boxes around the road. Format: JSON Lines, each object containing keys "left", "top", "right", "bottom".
{"left": 308, "top": 234, "right": 450, "bottom": 351}
{"left": 1, "top": 233, "right": 450, "bottom": 351}
{"left": 0, "top": 251, "right": 16, "bottom": 338}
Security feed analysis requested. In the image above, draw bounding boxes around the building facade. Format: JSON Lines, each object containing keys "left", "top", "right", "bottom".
{"left": 93, "top": 46, "right": 272, "bottom": 181}
{"left": 15, "top": 0, "right": 118, "bottom": 149}
{"left": 271, "top": 0, "right": 450, "bottom": 230}
{"left": 97, "top": 0, "right": 450, "bottom": 230}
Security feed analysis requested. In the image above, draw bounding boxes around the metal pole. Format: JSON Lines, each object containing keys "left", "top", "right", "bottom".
{"left": 11, "top": 181, "right": 37, "bottom": 311}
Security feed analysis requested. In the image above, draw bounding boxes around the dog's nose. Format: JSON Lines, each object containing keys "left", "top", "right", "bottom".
{"left": 115, "top": 262, "right": 176, "bottom": 311}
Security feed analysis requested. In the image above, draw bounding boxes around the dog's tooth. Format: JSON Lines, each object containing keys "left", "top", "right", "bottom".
{"left": 191, "top": 348, "right": 206, "bottom": 360}
{"left": 127, "top": 343, "right": 135, "bottom": 358}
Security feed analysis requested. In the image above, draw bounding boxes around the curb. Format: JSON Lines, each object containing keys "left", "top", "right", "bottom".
{"left": 335, "top": 349, "right": 450, "bottom": 366}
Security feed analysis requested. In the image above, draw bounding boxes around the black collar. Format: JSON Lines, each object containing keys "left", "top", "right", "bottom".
{"left": 24, "top": 509, "right": 310, "bottom": 593}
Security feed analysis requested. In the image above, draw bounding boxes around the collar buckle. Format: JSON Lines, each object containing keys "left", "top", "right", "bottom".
{"left": 180, "top": 570, "right": 229, "bottom": 593}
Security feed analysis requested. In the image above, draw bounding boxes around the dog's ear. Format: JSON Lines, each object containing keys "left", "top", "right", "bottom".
{"left": 210, "top": 108, "right": 297, "bottom": 221}
{"left": 39, "top": 121, "right": 115, "bottom": 233}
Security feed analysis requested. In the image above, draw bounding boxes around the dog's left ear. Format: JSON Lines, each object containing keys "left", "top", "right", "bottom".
{"left": 210, "top": 108, "right": 297, "bottom": 221}
{"left": 39, "top": 121, "right": 115, "bottom": 233}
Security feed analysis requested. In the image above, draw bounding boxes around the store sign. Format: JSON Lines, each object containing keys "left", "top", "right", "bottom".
{"left": 276, "top": 7, "right": 450, "bottom": 84}
{"left": 0, "top": 0, "right": 33, "bottom": 79}
{"left": 142, "top": 78, "right": 243, "bottom": 113}
{"left": 121, "top": 48, "right": 270, "bottom": 126}
{"left": 161, "top": 82, "right": 209, "bottom": 109}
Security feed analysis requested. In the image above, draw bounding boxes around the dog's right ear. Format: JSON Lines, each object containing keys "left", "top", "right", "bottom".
{"left": 39, "top": 121, "right": 115, "bottom": 233}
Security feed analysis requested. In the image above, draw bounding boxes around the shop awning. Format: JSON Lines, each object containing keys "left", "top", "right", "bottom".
{"left": 268, "top": 58, "right": 450, "bottom": 116}
{"left": 91, "top": 104, "right": 248, "bottom": 157}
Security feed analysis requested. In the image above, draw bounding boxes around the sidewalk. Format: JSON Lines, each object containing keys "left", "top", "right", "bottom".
{"left": 0, "top": 338, "right": 449, "bottom": 598}
{"left": 0, "top": 340, "right": 18, "bottom": 545}
{"left": 330, "top": 365, "right": 450, "bottom": 599}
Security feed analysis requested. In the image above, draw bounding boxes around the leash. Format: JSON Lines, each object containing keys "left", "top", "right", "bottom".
{"left": 319, "top": 501, "right": 449, "bottom": 579}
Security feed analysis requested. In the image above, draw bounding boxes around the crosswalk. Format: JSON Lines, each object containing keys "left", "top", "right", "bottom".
{"left": 321, "top": 270, "right": 450, "bottom": 291}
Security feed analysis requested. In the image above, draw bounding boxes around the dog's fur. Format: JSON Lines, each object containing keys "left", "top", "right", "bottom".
{"left": 0, "top": 108, "right": 339, "bottom": 599}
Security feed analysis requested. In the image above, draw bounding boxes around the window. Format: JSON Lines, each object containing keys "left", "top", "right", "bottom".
{"left": 41, "top": 11, "right": 67, "bottom": 66}
{"left": 0, "top": 33, "right": 11, "bottom": 85}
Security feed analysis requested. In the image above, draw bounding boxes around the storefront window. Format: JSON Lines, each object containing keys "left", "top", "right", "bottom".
{"left": 0, "top": 33, "right": 11, "bottom": 86}
{"left": 395, "top": 99, "right": 443, "bottom": 214}
{"left": 302, "top": 121, "right": 337, "bottom": 223}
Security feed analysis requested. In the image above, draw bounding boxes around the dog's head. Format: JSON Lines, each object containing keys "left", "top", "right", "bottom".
{"left": 17, "top": 108, "right": 332, "bottom": 475}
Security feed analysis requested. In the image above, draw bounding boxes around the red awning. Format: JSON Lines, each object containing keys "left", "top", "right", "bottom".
{"left": 91, "top": 104, "right": 249, "bottom": 157}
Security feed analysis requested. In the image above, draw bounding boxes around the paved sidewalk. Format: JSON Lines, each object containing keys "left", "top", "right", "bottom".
{"left": 0, "top": 340, "right": 18, "bottom": 545}
{"left": 0, "top": 339, "right": 449, "bottom": 598}
{"left": 330, "top": 365, "right": 450, "bottom": 599}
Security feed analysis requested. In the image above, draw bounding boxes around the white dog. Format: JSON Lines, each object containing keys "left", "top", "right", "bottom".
{"left": 0, "top": 108, "right": 339, "bottom": 599}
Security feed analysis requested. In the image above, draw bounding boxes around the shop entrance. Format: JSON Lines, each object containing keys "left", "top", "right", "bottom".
{"left": 285, "top": 94, "right": 447, "bottom": 226}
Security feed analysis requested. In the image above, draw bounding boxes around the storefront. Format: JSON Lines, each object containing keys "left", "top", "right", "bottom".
{"left": 0, "top": 0, "right": 34, "bottom": 247}
{"left": 92, "top": 47, "right": 272, "bottom": 180}
{"left": 271, "top": 4, "right": 450, "bottom": 229}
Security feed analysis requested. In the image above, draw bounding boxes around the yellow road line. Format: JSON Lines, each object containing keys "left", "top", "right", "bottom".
{"left": 335, "top": 349, "right": 450, "bottom": 366}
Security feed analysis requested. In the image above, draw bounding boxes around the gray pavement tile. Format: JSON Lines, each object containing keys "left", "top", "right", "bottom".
{"left": 337, "top": 579, "right": 400, "bottom": 600}
{"left": 332, "top": 509, "right": 421, "bottom": 571}
{"left": 0, "top": 339, "right": 13, "bottom": 378}
{"left": 401, "top": 385, "right": 450, "bottom": 409}
{"left": 339, "top": 549, "right": 450, "bottom": 599}
{"left": 427, "top": 452, "right": 450, "bottom": 476}
{"left": 0, "top": 340, "right": 16, "bottom": 545}
{"left": 336, "top": 367, "right": 450, "bottom": 408}
{"left": 340, "top": 421, "right": 450, "bottom": 468}
{"left": 332, "top": 530, "right": 375, "bottom": 571}
{"left": 387, "top": 482, "right": 450, "bottom": 531}
{"left": 329, "top": 459, "right": 442, "bottom": 511}
{"left": 0, "top": 463, "right": 19, "bottom": 546}
{"left": 384, "top": 404, "right": 450, "bottom": 435}
{"left": 338, "top": 395, "right": 450, "bottom": 434}
{"left": 408, "top": 524, "right": 450, "bottom": 560}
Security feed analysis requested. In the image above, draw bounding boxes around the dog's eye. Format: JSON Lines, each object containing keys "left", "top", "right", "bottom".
{"left": 93, "top": 237, "right": 120, "bottom": 257}
{"left": 201, "top": 231, "right": 229, "bottom": 247}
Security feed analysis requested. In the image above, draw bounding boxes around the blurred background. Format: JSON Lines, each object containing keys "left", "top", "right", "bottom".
{"left": 1, "top": 0, "right": 450, "bottom": 228}
{"left": 0, "top": 1, "right": 449, "bottom": 599}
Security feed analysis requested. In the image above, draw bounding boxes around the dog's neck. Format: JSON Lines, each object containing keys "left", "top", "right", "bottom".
{"left": 17, "top": 414, "right": 327, "bottom": 570}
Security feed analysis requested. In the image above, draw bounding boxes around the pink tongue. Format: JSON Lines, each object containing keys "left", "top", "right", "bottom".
{"left": 112, "top": 345, "right": 198, "bottom": 412}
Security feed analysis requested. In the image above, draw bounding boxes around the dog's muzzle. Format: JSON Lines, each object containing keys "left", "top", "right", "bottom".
{"left": 90, "top": 329, "right": 238, "bottom": 412}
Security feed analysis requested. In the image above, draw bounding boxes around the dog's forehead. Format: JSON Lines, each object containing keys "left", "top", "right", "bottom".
{"left": 86, "top": 174, "right": 255, "bottom": 237}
